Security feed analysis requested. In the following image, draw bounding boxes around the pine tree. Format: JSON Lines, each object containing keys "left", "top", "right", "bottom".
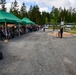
{"left": 10, "top": 0, "right": 19, "bottom": 17}
{"left": 20, "top": 2, "right": 28, "bottom": 19}
{"left": 28, "top": 5, "right": 41, "bottom": 25}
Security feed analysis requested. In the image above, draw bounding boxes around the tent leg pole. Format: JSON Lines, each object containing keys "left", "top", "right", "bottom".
{"left": 19, "top": 24, "right": 20, "bottom": 36}
{"left": 5, "top": 22, "right": 8, "bottom": 39}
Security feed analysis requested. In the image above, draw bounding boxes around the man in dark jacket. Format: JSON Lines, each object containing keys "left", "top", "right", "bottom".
{"left": 60, "top": 26, "right": 63, "bottom": 38}
{"left": 0, "top": 29, "right": 6, "bottom": 40}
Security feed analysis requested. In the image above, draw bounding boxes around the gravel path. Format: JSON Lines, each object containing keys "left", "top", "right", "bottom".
{"left": 0, "top": 29, "right": 76, "bottom": 75}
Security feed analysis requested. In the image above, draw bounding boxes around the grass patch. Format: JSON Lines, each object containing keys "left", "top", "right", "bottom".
{"left": 48, "top": 26, "right": 60, "bottom": 29}
{"left": 68, "top": 29, "right": 76, "bottom": 34}
{"left": 68, "top": 27, "right": 76, "bottom": 34}
{"left": 48, "top": 26, "right": 53, "bottom": 29}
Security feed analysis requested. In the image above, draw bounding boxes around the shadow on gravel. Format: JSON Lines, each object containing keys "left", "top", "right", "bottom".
{"left": 0, "top": 42, "right": 22, "bottom": 74}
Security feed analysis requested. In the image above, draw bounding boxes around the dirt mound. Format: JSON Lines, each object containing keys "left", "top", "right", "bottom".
{"left": 48, "top": 32, "right": 73, "bottom": 37}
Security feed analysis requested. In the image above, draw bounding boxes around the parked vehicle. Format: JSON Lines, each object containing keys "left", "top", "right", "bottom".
{"left": 44, "top": 25, "right": 48, "bottom": 29}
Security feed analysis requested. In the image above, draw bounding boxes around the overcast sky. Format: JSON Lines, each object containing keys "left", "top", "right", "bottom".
{"left": 5, "top": 0, "right": 76, "bottom": 12}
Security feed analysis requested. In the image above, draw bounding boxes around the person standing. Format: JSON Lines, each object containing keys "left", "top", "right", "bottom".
{"left": 60, "top": 26, "right": 63, "bottom": 38}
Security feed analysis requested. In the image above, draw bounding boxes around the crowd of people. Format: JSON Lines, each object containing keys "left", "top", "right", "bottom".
{"left": 0, "top": 24, "right": 40, "bottom": 41}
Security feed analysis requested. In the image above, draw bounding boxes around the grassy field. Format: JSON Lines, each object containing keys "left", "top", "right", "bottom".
{"left": 67, "top": 27, "right": 76, "bottom": 34}
{"left": 48, "top": 26, "right": 60, "bottom": 29}
{"left": 68, "top": 29, "right": 76, "bottom": 34}
{"left": 48, "top": 26, "right": 76, "bottom": 34}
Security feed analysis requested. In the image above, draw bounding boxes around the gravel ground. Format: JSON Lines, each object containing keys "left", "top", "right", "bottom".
{"left": 0, "top": 29, "right": 76, "bottom": 75}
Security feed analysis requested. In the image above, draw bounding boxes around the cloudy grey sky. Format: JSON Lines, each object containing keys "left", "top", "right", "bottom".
{"left": 4, "top": 0, "right": 76, "bottom": 12}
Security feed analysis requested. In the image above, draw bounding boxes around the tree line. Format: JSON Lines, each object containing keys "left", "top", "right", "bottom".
{"left": 1, "top": 0, "right": 76, "bottom": 25}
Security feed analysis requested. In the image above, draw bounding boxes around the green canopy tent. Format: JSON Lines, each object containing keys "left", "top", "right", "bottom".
{"left": 8, "top": 13, "right": 21, "bottom": 24}
{"left": 21, "top": 17, "right": 38, "bottom": 32}
{"left": 21, "top": 17, "right": 35, "bottom": 25}
{"left": 0, "top": 10, "right": 21, "bottom": 23}
{"left": 0, "top": 10, "right": 21, "bottom": 38}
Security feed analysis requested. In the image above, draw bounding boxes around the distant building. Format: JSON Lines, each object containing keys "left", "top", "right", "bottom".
{"left": 65, "top": 23, "right": 74, "bottom": 28}
{"left": 64, "top": 23, "right": 74, "bottom": 31}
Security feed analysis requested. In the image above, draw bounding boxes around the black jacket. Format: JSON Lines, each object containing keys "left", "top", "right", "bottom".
{"left": 60, "top": 28, "right": 63, "bottom": 33}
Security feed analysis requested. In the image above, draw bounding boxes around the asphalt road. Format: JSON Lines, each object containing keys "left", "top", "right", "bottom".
{"left": 0, "top": 29, "right": 76, "bottom": 75}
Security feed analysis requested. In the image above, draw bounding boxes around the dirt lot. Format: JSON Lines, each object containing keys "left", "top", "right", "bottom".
{"left": 0, "top": 29, "right": 76, "bottom": 75}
